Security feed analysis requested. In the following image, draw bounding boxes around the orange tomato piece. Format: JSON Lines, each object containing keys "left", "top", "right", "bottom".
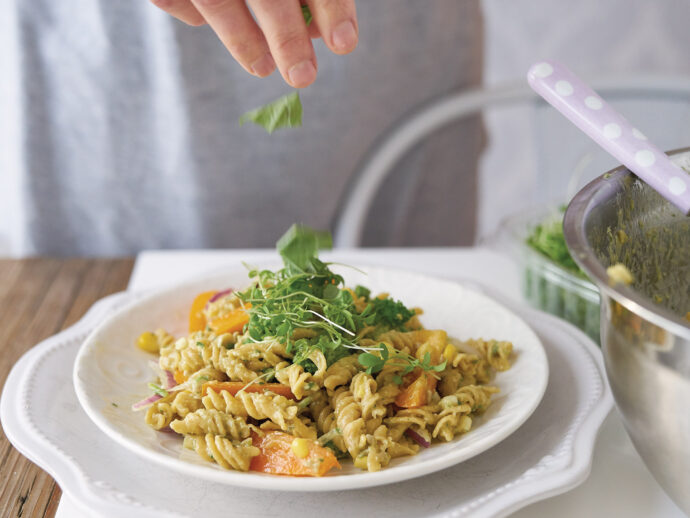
{"left": 189, "top": 291, "right": 217, "bottom": 332}
{"left": 202, "top": 381, "right": 297, "bottom": 400}
{"left": 208, "top": 305, "right": 251, "bottom": 335}
{"left": 395, "top": 370, "right": 438, "bottom": 408}
{"left": 249, "top": 431, "right": 341, "bottom": 477}
{"left": 173, "top": 369, "right": 188, "bottom": 385}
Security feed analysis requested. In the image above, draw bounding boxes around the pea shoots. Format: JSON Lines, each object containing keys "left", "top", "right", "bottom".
{"left": 358, "top": 344, "right": 446, "bottom": 385}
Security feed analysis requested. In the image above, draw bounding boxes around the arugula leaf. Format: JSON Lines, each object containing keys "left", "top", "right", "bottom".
{"left": 301, "top": 5, "right": 313, "bottom": 25}
{"left": 277, "top": 223, "right": 332, "bottom": 274}
{"left": 238, "top": 7, "right": 311, "bottom": 134}
{"left": 239, "top": 91, "right": 303, "bottom": 134}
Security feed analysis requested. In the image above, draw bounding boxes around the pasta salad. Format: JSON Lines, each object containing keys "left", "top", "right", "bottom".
{"left": 133, "top": 226, "right": 513, "bottom": 476}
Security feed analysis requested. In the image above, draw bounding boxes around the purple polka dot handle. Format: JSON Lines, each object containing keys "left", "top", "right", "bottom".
{"left": 528, "top": 60, "right": 690, "bottom": 215}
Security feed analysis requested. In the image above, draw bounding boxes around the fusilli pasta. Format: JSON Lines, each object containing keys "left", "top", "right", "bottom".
{"left": 135, "top": 250, "right": 514, "bottom": 476}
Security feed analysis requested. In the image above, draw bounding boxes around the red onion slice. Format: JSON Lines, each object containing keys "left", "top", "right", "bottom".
{"left": 405, "top": 428, "right": 431, "bottom": 448}
{"left": 207, "top": 288, "right": 234, "bottom": 305}
{"left": 162, "top": 369, "right": 177, "bottom": 389}
{"left": 148, "top": 361, "right": 176, "bottom": 390}
{"left": 131, "top": 393, "right": 162, "bottom": 411}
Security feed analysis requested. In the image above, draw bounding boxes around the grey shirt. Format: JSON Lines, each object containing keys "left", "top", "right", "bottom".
{"left": 2, "top": 0, "right": 483, "bottom": 255}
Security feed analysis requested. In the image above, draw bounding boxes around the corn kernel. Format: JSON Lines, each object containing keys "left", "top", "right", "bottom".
{"left": 136, "top": 331, "right": 159, "bottom": 353}
{"left": 443, "top": 344, "right": 456, "bottom": 362}
{"left": 291, "top": 438, "right": 310, "bottom": 459}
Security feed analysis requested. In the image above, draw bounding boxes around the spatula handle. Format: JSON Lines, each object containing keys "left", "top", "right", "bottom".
{"left": 528, "top": 60, "right": 690, "bottom": 215}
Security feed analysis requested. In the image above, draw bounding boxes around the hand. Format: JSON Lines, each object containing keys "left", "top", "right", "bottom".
{"left": 150, "top": 0, "right": 358, "bottom": 88}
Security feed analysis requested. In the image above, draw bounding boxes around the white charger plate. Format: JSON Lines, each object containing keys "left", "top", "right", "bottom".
{"left": 72, "top": 266, "right": 548, "bottom": 491}
{"left": 1, "top": 287, "right": 611, "bottom": 518}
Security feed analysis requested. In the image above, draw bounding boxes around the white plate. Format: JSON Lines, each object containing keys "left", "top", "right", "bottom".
{"left": 73, "top": 265, "right": 548, "bottom": 491}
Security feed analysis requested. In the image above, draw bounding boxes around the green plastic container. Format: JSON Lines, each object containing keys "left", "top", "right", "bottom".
{"left": 501, "top": 206, "right": 601, "bottom": 344}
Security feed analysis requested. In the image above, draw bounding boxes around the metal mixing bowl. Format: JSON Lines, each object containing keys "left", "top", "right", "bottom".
{"left": 564, "top": 147, "right": 690, "bottom": 513}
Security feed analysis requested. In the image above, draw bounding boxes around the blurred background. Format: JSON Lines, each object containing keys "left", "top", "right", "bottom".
{"left": 2, "top": 0, "right": 690, "bottom": 256}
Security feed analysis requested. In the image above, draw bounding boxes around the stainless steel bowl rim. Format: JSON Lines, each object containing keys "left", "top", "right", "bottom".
{"left": 563, "top": 146, "right": 690, "bottom": 340}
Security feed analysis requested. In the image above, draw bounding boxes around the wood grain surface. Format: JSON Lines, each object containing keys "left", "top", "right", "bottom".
{"left": 0, "top": 258, "right": 134, "bottom": 518}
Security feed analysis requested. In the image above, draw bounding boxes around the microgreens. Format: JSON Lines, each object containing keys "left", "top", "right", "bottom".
{"left": 297, "top": 396, "right": 313, "bottom": 409}
{"left": 322, "top": 442, "right": 348, "bottom": 459}
{"left": 261, "top": 367, "right": 276, "bottom": 382}
{"left": 357, "top": 343, "right": 390, "bottom": 375}
{"left": 317, "top": 428, "right": 343, "bottom": 449}
{"left": 357, "top": 344, "right": 446, "bottom": 381}
{"left": 234, "top": 225, "right": 418, "bottom": 373}
{"left": 148, "top": 383, "right": 168, "bottom": 398}
{"left": 235, "top": 369, "right": 277, "bottom": 396}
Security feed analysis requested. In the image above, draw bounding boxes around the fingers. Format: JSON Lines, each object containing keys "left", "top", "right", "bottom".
{"left": 153, "top": 0, "right": 356, "bottom": 88}
{"left": 150, "top": 0, "right": 206, "bottom": 26}
{"left": 248, "top": 0, "right": 317, "bottom": 88}
{"left": 307, "top": 21, "right": 322, "bottom": 40}
{"left": 189, "top": 0, "right": 276, "bottom": 77}
{"left": 306, "top": 0, "right": 358, "bottom": 54}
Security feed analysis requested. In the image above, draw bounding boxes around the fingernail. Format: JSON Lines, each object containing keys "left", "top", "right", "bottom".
{"left": 332, "top": 20, "right": 357, "bottom": 51}
{"left": 251, "top": 53, "right": 275, "bottom": 77}
{"left": 287, "top": 60, "right": 316, "bottom": 87}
